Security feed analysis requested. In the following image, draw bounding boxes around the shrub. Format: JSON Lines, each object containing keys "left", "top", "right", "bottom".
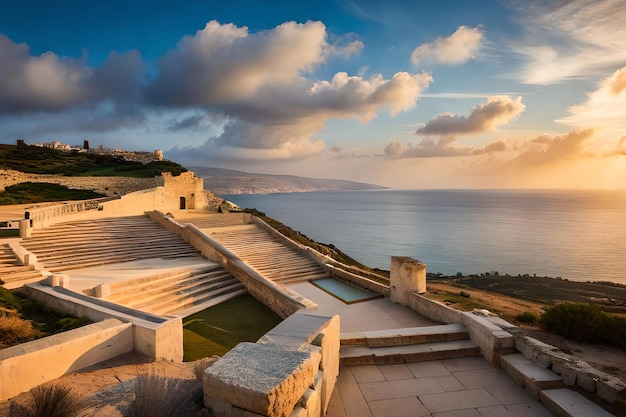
{"left": 11, "top": 383, "right": 91, "bottom": 417}
{"left": 540, "top": 302, "right": 626, "bottom": 349}
{"left": 127, "top": 375, "right": 201, "bottom": 417}
{"left": 54, "top": 317, "right": 91, "bottom": 331}
{"left": 516, "top": 311, "right": 538, "bottom": 324}
{"left": 0, "top": 312, "right": 41, "bottom": 349}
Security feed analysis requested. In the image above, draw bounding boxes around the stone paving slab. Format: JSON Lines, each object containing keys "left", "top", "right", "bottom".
{"left": 328, "top": 358, "right": 558, "bottom": 417}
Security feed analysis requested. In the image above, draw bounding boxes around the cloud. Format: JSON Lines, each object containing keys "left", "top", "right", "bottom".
{"left": 506, "top": 129, "right": 595, "bottom": 167}
{"left": 145, "top": 20, "right": 430, "bottom": 159}
{"left": 148, "top": 20, "right": 362, "bottom": 105}
{"left": 416, "top": 96, "right": 525, "bottom": 135}
{"left": 558, "top": 66, "right": 626, "bottom": 134}
{"left": 506, "top": 0, "right": 626, "bottom": 84}
{"left": 384, "top": 137, "right": 506, "bottom": 159}
{"left": 605, "top": 136, "right": 626, "bottom": 157}
{"left": 411, "top": 26, "right": 484, "bottom": 66}
{"left": 0, "top": 35, "right": 144, "bottom": 114}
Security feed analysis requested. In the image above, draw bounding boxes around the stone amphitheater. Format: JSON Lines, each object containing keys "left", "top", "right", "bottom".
{"left": 0, "top": 172, "right": 623, "bottom": 417}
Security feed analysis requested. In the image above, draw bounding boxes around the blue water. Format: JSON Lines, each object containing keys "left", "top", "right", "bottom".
{"left": 221, "top": 189, "right": 626, "bottom": 284}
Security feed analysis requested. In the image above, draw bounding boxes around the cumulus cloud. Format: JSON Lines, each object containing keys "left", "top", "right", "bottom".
{"left": 0, "top": 35, "right": 143, "bottom": 114}
{"left": 144, "top": 20, "right": 430, "bottom": 158}
{"left": 605, "top": 136, "right": 626, "bottom": 157}
{"left": 416, "top": 96, "right": 525, "bottom": 135}
{"left": 384, "top": 137, "right": 506, "bottom": 159}
{"left": 558, "top": 66, "right": 626, "bottom": 134}
{"left": 411, "top": 26, "right": 484, "bottom": 66}
{"left": 506, "top": 0, "right": 626, "bottom": 84}
{"left": 148, "top": 20, "right": 362, "bottom": 105}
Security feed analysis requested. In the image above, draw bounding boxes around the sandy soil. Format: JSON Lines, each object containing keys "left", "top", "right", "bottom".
{"left": 426, "top": 282, "right": 626, "bottom": 383}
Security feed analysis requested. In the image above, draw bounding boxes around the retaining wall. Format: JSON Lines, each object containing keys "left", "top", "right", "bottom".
{"left": 17, "top": 284, "right": 182, "bottom": 361}
{"left": 0, "top": 319, "right": 132, "bottom": 401}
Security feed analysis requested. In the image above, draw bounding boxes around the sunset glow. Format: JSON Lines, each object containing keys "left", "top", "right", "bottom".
{"left": 1, "top": 0, "right": 625, "bottom": 189}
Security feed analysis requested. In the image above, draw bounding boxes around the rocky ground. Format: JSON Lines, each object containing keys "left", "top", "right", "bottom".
{"left": 0, "top": 169, "right": 162, "bottom": 197}
{"left": 426, "top": 282, "right": 626, "bottom": 383}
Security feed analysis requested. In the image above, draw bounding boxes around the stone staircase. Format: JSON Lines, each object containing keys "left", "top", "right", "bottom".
{"left": 199, "top": 223, "right": 330, "bottom": 284}
{"left": 96, "top": 265, "right": 246, "bottom": 317}
{"left": 499, "top": 353, "right": 616, "bottom": 417}
{"left": 0, "top": 243, "right": 44, "bottom": 288}
{"left": 339, "top": 323, "right": 481, "bottom": 366}
{"left": 20, "top": 216, "right": 201, "bottom": 272}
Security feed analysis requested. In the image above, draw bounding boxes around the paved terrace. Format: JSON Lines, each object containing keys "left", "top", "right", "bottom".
{"left": 174, "top": 211, "right": 564, "bottom": 417}
{"left": 2, "top": 209, "right": 616, "bottom": 416}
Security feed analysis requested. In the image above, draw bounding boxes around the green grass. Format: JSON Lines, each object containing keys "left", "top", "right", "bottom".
{"left": 182, "top": 293, "right": 282, "bottom": 361}
{"left": 0, "top": 143, "right": 187, "bottom": 177}
{"left": 0, "top": 229, "right": 19, "bottom": 238}
{"left": 0, "top": 182, "right": 105, "bottom": 205}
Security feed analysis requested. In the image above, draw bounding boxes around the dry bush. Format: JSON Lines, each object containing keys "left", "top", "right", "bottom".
{"left": 193, "top": 356, "right": 220, "bottom": 383}
{"left": 10, "top": 383, "right": 92, "bottom": 417}
{"left": 127, "top": 374, "right": 201, "bottom": 417}
{"left": 0, "top": 312, "right": 41, "bottom": 349}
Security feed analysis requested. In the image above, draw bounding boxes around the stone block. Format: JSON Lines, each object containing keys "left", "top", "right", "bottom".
{"left": 596, "top": 374, "right": 626, "bottom": 404}
{"left": 205, "top": 342, "right": 322, "bottom": 417}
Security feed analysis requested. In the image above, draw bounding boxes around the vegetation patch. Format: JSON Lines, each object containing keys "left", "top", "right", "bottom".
{"left": 0, "top": 143, "right": 186, "bottom": 177}
{"left": 0, "top": 286, "right": 91, "bottom": 349}
{"left": 182, "top": 293, "right": 282, "bottom": 361}
{"left": 428, "top": 273, "right": 626, "bottom": 315}
{"left": 10, "top": 383, "right": 92, "bottom": 417}
{"left": 127, "top": 375, "right": 201, "bottom": 417}
{"left": 540, "top": 302, "right": 626, "bottom": 350}
{"left": 0, "top": 182, "right": 105, "bottom": 205}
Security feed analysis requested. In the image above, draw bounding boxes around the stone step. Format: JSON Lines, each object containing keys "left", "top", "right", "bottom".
{"left": 128, "top": 278, "right": 242, "bottom": 312}
{"left": 341, "top": 323, "right": 470, "bottom": 348}
{"left": 340, "top": 339, "right": 480, "bottom": 366}
{"left": 539, "top": 388, "right": 614, "bottom": 417}
{"left": 105, "top": 267, "right": 225, "bottom": 299}
{"left": 500, "top": 353, "right": 564, "bottom": 400}
{"left": 115, "top": 272, "right": 235, "bottom": 307}
{"left": 154, "top": 285, "right": 247, "bottom": 317}
{"left": 145, "top": 281, "right": 246, "bottom": 316}
{"left": 168, "top": 288, "right": 249, "bottom": 318}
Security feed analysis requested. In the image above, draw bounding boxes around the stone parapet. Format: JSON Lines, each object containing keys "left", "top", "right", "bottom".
{"left": 0, "top": 319, "right": 132, "bottom": 401}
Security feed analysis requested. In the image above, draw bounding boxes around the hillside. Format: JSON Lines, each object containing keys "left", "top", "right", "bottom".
{"left": 0, "top": 143, "right": 186, "bottom": 178}
{"left": 191, "top": 166, "right": 387, "bottom": 194}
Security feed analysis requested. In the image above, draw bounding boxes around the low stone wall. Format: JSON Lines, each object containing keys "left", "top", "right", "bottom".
{"left": 486, "top": 316, "right": 626, "bottom": 404}
{"left": 25, "top": 197, "right": 115, "bottom": 229}
{"left": 204, "top": 312, "right": 340, "bottom": 417}
{"left": 17, "top": 284, "right": 183, "bottom": 361}
{"left": 146, "top": 211, "right": 316, "bottom": 318}
{"left": 0, "top": 319, "right": 132, "bottom": 401}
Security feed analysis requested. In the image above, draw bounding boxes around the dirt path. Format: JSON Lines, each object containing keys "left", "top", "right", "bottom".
{"left": 0, "top": 353, "right": 202, "bottom": 417}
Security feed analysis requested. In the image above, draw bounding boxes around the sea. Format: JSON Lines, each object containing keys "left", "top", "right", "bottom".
{"left": 220, "top": 189, "right": 626, "bottom": 285}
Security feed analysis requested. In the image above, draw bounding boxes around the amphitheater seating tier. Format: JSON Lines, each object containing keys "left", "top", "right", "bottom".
{"left": 186, "top": 218, "right": 331, "bottom": 284}
{"left": 20, "top": 216, "right": 201, "bottom": 272}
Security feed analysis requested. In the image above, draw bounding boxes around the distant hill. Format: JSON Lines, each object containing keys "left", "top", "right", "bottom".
{"left": 190, "top": 166, "right": 387, "bottom": 195}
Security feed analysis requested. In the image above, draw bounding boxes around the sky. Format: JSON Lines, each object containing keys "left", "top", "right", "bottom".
{"left": 1, "top": 0, "right": 625, "bottom": 190}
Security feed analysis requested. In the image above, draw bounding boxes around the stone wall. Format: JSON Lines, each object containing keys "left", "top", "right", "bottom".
{"left": 0, "top": 169, "right": 162, "bottom": 196}
{"left": 17, "top": 283, "right": 183, "bottom": 362}
{"left": 0, "top": 319, "right": 132, "bottom": 401}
